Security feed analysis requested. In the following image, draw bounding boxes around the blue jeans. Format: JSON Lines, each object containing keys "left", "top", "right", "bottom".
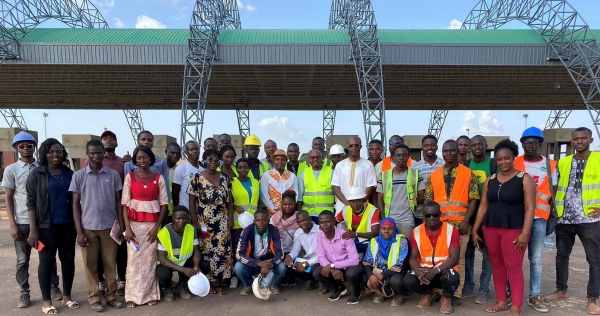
{"left": 464, "top": 234, "right": 492, "bottom": 294}
{"left": 234, "top": 261, "right": 287, "bottom": 288}
{"left": 528, "top": 218, "right": 546, "bottom": 297}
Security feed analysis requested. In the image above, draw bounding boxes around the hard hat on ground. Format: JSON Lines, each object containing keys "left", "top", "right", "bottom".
{"left": 346, "top": 185, "right": 367, "bottom": 201}
{"left": 271, "top": 149, "right": 288, "bottom": 160}
{"left": 12, "top": 131, "right": 37, "bottom": 149}
{"left": 520, "top": 127, "right": 544, "bottom": 144}
{"left": 237, "top": 211, "right": 254, "bottom": 229}
{"left": 329, "top": 144, "right": 345, "bottom": 155}
{"left": 252, "top": 273, "right": 271, "bottom": 300}
{"left": 188, "top": 273, "right": 210, "bottom": 297}
{"left": 244, "top": 134, "right": 261, "bottom": 146}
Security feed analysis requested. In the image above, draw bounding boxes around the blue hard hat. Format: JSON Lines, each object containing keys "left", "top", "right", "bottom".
{"left": 12, "top": 131, "right": 37, "bottom": 149}
{"left": 520, "top": 127, "right": 544, "bottom": 144}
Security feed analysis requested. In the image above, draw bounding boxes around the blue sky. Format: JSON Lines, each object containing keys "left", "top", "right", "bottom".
{"left": 20, "top": 0, "right": 600, "bottom": 157}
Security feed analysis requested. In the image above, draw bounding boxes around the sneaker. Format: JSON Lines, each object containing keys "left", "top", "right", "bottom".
{"left": 588, "top": 298, "right": 600, "bottom": 315}
{"left": 347, "top": 293, "right": 361, "bottom": 305}
{"left": 229, "top": 277, "right": 239, "bottom": 289}
{"left": 288, "top": 277, "right": 296, "bottom": 286}
{"left": 50, "top": 287, "right": 63, "bottom": 301}
{"left": 528, "top": 295, "right": 549, "bottom": 313}
{"left": 452, "top": 296, "right": 462, "bottom": 305}
{"left": 269, "top": 286, "right": 281, "bottom": 295}
{"left": 116, "top": 280, "right": 125, "bottom": 296}
{"left": 544, "top": 290, "right": 567, "bottom": 303}
{"left": 280, "top": 276, "right": 289, "bottom": 287}
{"left": 318, "top": 283, "right": 329, "bottom": 295}
{"left": 163, "top": 287, "right": 174, "bottom": 302}
{"left": 99, "top": 282, "right": 107, "bottom": 296}
{"left": 475, "top": 292, "right": 489, "bottom": 304}
{"left": 328, "top": 287, "right": 347, "bottom": 301}
{"left": 461, "top": 288, "right": 476, "bottom": 298}
{"left": 390, "top": 294, "right": 403, "bottom": 307}
{"left": 178, "top": 283, "right": 192, "bottom": 299}
{"left": 507, "top": 292, "right": 512, "bottom": 306}
{"left": 402, "top": 290, "right": 412, "bottom": 299}
{"left": 18, "top": 293, "right": 31, "bottom": 308}
{"left": 373, "top": 294, "right": 384, "bottom": 303}
{"left": 106, "top": 299, "right": 122, "bottom": 309}
{"left": 240, "top": 287, "right": 252, "bottom": 296}
{"left": 91, "top": 302, "right": 104, "bottom": 312}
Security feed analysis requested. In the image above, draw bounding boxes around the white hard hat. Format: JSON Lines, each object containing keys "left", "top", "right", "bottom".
{"left": 252, "top": 274, "right": 271, "bottom": 300}
{"left": 188, "top": 273, "right": 210, "bottom": 297}
{"left": 237, "top": 211, "right": 254, "bottom": 229}
{"left": 346, "top": 185, "right": 366, "bottom": 200}
{"left": 329, "top": 144, "right": 345, "bottom": 155}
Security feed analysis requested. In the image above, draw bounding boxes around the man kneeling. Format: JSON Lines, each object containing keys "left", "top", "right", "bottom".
{"left": 404, "top": 201, "right": 460, "bottom": 314}
{"left": 234, "top": 209, "right": 287, "bottom": 295}
{"left": 157, "top": 206, "right": 204, "bottom": 301}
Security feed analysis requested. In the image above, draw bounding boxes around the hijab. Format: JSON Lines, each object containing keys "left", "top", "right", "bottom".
{"left": 375, "top": 217, "right": 398, "bottom": 260}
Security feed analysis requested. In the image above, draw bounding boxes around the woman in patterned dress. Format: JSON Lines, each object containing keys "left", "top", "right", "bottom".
{"left": 122, "top": 146, "right": 168, "bottom": 308}
{"left": 188, "top": 148, "right": 234, "bottom": 295}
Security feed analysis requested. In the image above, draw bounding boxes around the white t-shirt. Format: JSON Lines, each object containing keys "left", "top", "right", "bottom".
{"left": 331, "top": 158, "right": 377, "bottom": 214}
{"left": 523, "top": 156, "right": 558, "bottom": 219}
{"left": 173, "top": 161, "right": 203, "bottom": 209}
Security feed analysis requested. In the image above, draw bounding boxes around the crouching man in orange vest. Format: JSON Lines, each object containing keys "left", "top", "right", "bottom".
{"left": 404, "top": 201, "right": 460, "bottom": 314}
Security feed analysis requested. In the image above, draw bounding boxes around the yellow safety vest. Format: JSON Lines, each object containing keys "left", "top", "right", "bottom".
{"left": 157, "top": 224, "right": 195, "bottom": 267}
{"left": 369, "top": 234, "right": 405, "bottom": 269}
{"left": 232, "top": 177, "right": 260, "bottom": 229}
{"left": 382, "top": 168, "right": 418, "bottom": 217}
{"left": 217, "top": 165, "right": 239, "bottom": 177}
{"left": 249, "top": 161, "right": 270, "bottom": 180}
{"left": 302, "top": 166, "right": 335, "bottom": 216}
{"left": 341, "top": 203, "right": 378, "bottom": 243}
{"left": 555, "top": 152, "right": 600, "bottom": 217}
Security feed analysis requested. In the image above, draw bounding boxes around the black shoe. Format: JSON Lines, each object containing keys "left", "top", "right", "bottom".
{"left": 347, "top": 293, "right": 361, "bottom": 305}
{"left": 328, "top": 286, "right": 347, "bottom": 302}
{"left": 452, "top": 296, "right": 462, "bottom": 305}
{"left": 163, "top": 287, "right": 174, "bottom": 302}
{"left": 18, "top": 294, "right": 31, "bottom": 308}
{"left": 432, "top": 292, "right": 442, "bottom": 303}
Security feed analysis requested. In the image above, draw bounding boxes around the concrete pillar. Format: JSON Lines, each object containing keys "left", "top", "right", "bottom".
{"left": 483, "top": 136, "right": 510, "bottom": 157}
{"left": 403, "top": 135, "right": 426, "bottom": 162}
{"left": 62, "top": 134, "right": 100, "bottom": 170}
{"left": 151, "top": 135, "right": 177, "bottom": 159}
{"left": 213, "top": 134, "right": 245, "bottom": 157}
{"left": 542, "top": 128, "right": 575, "bottom": 160}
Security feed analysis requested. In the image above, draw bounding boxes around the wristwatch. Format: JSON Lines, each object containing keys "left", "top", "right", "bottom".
{"left": 330, "top": 263, "right": 335, "bottom": 269}
{"left": 303, "top": 262, "right": 309, "bottom": 268}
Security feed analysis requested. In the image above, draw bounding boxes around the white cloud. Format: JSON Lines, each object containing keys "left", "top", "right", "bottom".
{"left": 237, "top": 0, "right": 256, "bottom": 11}
{"left": 258, "top": 116, "right": 306, "bottom": 143}
{"left": 113, "top": 17, "right": 124, "bottom": 28}
{"left": 135, "top": 15, "right": 167, "bottom": 29}
{"left": 460, "top": 110, "right": 503, "bottom": 135}
{"left": 447, "top": 19, "right": 463, "bottom": 29}
{"left": 92, "top": 0, "right": 115, "bottom": 10}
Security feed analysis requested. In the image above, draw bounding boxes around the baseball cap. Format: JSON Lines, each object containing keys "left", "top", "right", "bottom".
{"left": 101, "top": 130, "right": 117, "bottom": 141}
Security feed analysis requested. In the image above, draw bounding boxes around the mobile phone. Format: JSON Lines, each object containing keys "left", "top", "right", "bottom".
{"left": 476, "top": 241, "right": 485, "bottom": 254}
{"left": 36, "top": 241, "right": 45, "bottom": 252}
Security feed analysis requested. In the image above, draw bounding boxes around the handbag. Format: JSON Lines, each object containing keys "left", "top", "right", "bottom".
{"left": 545, "top": 157, "right": 558, "bottom": 236}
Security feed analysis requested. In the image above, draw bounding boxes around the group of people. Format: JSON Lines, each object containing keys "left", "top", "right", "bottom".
{"left": 3, "top": 125, "right": 599, "bottom": 316}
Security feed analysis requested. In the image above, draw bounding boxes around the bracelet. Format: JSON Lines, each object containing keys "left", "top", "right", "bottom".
{"left": 436, "top": 266, "right": 441, "bottom": 274}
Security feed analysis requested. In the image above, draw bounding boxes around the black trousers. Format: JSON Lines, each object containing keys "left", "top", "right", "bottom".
{"left": 404, "top": 268, "right": 460, "bottom": 298}
{"left": 312, "top": 264, "right": 363, "bottom": 296}
{"left": 97, "top": 241, "right": 127, "bottom": 282}
{"left": 38, "top": 223, "right": 77, "bottom": 301}
{"left": 156, "top": 259, "right": 210, "bottom": 289}
{"left": 362, "top": 271, "right": 406, "bottom": 294}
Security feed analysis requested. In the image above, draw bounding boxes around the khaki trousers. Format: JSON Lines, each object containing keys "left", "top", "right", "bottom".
{"left": 81, "top": 229, "right": 118, "bottom": 304}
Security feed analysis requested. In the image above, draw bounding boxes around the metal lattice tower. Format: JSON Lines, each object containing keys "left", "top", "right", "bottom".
{"left": 323, "top": 110, "right": 336, "bottom": 146}
{"left": 329, "top": 0, "right": 386, "bottom": 149}
{"left": 180, "top": 0, "right": 241, "bottom": 148}
{"left": 1, "top": 0, "right": 108, "bottom": 130}
{"left": 123, "top": 109, "right": 144, "bottom": 142}
{"left": 544, "top": 110, "right": 571, "bottom": 130}
{"left": 428, "top": 110, "right": 448, "bottom": 139}
{"left": 236, "top": 108, "right": 250, "bottom": 138}
{"left": 463, "top": 0, "right": 600, "bottom": 137}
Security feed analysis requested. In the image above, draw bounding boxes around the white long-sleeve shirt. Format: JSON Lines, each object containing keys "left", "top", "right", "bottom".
{"left": 288, "top": 223, "right": 319, "bottom": 266}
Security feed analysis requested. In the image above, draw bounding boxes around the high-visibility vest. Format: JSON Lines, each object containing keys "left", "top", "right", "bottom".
{"left": 218, "top": 165, "right": 239, "bottom": 177}
{"left": 341, "top": 203, "right": 378, "bottom": 243}
{"left": 382, "top": 167, "right": 419, "bottom": 217}
{"left": 248, "top": 161, "right": 269, "bottom": 180}
{"left": 414, "top": 222, "right": 457, "bottom": 271}
{"left": 301, "top": 158, "right": 331, "bottom": 174}
{"left": 231, "top": 177, "right": 260, "bottom": 229}
{"left": 157, "top": 224, "right": 195, "bottom": 266}
{"left": 555, "top": 152, "right": 600, "bottom": 217}
{"left": 369, "top": 234, "right": 405, "bottom": 269}
{"left": 513, "top": 156, "right": 555, "bottom": 220}
{"left": 302, "top": 166, "right": 335, "bottom": 216}
{"left": 381, "top": 156, "right": 413, "bottom": 173}
{"left": 431, "top": 165, "right": 471, "bottom": 222}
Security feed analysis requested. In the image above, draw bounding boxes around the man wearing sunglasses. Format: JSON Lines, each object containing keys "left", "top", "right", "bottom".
{"left": 3, "top": 131, "right": 62, "bottom": 308}
{"left": 217, "top": 133, "right": 232, "bottom": 151}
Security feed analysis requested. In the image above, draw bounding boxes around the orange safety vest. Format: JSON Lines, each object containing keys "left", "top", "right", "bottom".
{"left": 513, "top": 156, "right": 555, "bottom": 220}
{"left": 381, "top": 155, "right": 412, "bottom": 173}
{"left": 414, "top": 222, "right": 458, "bottom": 271}
{"left": 431, "top": 164, "right": 471, "bottom": 222}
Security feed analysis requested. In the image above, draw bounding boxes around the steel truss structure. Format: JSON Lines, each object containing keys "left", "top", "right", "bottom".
{"left": 463, "top": 0, "right": 600, "bottom": 137}
{"left": 180, "top": 0, "right": 241, "bottom": 148}
{"left": 0, "top": 0, "right": 107, "bottom": 130}
{"left": 329, "top": 0, "right": 386, "bottom": 149}
{"left": 236, "top": 108, "right": 250, "bottom": 138}
{"left": 123, "top": 109, "right": 144, "bottom": 142}
{"left": 323, "top": 110, "right": 336, "bottom": 146}
{"left": 544, "top": 109, "right": 571, "bottom": 130}
{"left": 427, "top": 110, "right": 448, "bottom": 140}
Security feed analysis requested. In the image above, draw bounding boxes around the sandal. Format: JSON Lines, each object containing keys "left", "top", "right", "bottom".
{"left": 126, "top": 301, "right": 136, "bottom": 309}
{"left": 486, "top": 305, "right": 509, "bottom": 313}
{"left": 216, "top": 287, "right": 227, "bottom": 296}
{"left": 209, "top": 287, "right": 218, "bottom": 295}
{"left": 147, "top": 300, "right": 158, "bottom": 306}
{"left": 64, "top": 301, "right": 80, "bottom": 310}
{"left": 42, "top": 306, "right": 58, "bottom": 314}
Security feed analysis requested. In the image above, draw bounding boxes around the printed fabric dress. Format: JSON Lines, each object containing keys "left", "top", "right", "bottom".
{"left": 121, "top": 172, "right": 169, "bottom": 305}
{"left": 187, "top": 172, "right": 233, "bottom": 282}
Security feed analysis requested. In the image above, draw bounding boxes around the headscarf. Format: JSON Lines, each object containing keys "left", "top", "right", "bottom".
{"left": 270, "top": 210, "right": 299, "bottom": 232}
{"left": 374, "top": 217, "right": 399, "bottom": 260}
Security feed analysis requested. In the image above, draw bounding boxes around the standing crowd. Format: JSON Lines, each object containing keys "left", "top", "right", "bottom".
{"left": 3, "top": 126, "right": 600, "bottom": 315}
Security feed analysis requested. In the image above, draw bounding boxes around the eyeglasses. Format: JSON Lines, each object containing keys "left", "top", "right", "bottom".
{"left": 389, "top": 141, "right": 402, "bottom": 145}
{"left": 348, "top": 144, "right": 360, "bottom": 148}
{"left": 218, "top": 138, "right": 231, "bottom": 144}
{"left": 17, "top": 144, "right": 35, "bottom": 150}
{"left": 423, "top": 213, "right": 441, "bottom": 219}
{"left": 522, "top": 141, "right": 540, "bottom": 147}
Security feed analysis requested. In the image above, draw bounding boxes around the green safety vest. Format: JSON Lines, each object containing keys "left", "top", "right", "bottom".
{"left": 369, "top": 234, "right": 405, "bottom": 269}
{"left": 301, "top": 166, "right": 335, "bottom": 216}
{"left": 231, "top": 177, "right": 260, "bottom": 229}
{"left": 300, "top": 158, "right": 331, "bottom": 175}
{"left": 555, "top": 152, "right": 600, "bottom": 217}
{"left": 157, "top": 224, "right": 195, "bottom": 266}
{"left": 383, "top": 168, "right": 419, "bottom": 217}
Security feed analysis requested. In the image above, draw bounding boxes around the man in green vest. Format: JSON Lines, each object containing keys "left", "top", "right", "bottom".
{"left": 157, "top": 206, "right": 205, "bottom": 302}
{"left": 545, "top": 127, "right": 600, "bottom": 315}
{"left": 297, "top": 149, "right": 335, "bottom": 224}
{"left": 376, "top": 144, "right": 425, "bottom": 239}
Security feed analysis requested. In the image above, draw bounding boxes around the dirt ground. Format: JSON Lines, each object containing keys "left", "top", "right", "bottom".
{"left": 0, "top": 220, "right": 593, "bottom": 315}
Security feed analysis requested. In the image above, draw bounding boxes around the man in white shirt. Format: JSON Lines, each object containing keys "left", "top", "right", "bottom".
{"left": 260, "top": 149, "right": 298, "bottom": 217}
{"left": 284, "top": 210, "right": 319, "bottom": 291}
{"left": 172, "top": 141, "right": 204, "bottom": 213}
{"left": 331, "top": 136, "right": 377, "bottom": 214}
